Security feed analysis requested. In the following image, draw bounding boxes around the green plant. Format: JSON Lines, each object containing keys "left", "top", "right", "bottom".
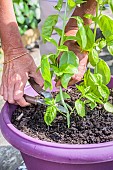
{"left": 13, "top": 0, "right": 40, "bottom": 35}
{"left": 39, "top": 0, "right": 113, "bottom": 127}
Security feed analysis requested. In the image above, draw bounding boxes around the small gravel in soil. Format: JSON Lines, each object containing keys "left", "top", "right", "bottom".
{"left": 12, "top": 87, "right": 113, "bottom": 144}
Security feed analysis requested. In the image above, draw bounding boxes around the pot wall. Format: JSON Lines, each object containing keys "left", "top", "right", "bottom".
{"left": 1, "top": 77, "right": 113, "bottom": 170}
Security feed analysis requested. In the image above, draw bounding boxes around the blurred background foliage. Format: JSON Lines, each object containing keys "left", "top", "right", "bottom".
{"left": 13, "top": 0, "right": 40, "bottom": 35}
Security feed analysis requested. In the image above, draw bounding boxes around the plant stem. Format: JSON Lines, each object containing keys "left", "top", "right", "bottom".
{"left": 60, "top": 0, "right": 68, "bottom": 45}
{"left": 94, "top": 2, "right": 99, "bottom": 41}
{"left": 60, "top": 87, "right": 70, "bottom": 128}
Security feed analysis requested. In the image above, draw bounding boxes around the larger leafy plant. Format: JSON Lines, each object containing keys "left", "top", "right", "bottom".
{"left": 13, "top": 0, "right": 40, "bottom": 35}
{"left": 40, "top": 0, "right": 113, "bottom": 127}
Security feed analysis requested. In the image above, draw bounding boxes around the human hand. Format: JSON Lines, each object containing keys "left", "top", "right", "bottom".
{"left": 0, "top": 50, "right": 44, "bottom": 107}
{"left": 56, "top": 39, "right": 88, "bottom": 87}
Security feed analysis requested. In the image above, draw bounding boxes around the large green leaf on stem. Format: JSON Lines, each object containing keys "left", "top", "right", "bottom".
{"left": 41, "top": 55, "right": 52, "bottom": 90}
{"left": 73, "top": 16, "right": 87, "bottom": 49}
{"left": 42, "top": 15, "right": 58, "bottom": 42}
{"left": 59, "top": 51, "right": 79, "bottom": 68}
{"left": 75, "top": 99, "right": 85, "bottom": 117}
{"left": 94, "top": 59, "right": 111, "bottom": 85}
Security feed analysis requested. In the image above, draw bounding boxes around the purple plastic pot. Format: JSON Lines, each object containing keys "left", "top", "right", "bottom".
{"left": 1, "top": 77, "right": 113, "bottom": 170}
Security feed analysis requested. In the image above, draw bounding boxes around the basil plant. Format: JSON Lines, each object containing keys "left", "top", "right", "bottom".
{"left": 39, "top": 0, "right": 113, "bottom": 127}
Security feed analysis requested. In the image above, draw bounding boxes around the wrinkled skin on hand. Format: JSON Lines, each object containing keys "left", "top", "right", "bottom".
{"left": 56, "top": 36, "right": 88, "bottom": 87}
{"left": 0, "top": 52, "right": 44, "bottom": 107}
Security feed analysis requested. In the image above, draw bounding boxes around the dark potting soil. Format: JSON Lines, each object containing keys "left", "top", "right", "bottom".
{"left": 12, "top": 87, "right": 113, "bottom": 144}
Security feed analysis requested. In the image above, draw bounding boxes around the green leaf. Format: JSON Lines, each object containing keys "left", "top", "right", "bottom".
{"left": 88, "top": 102, "right": 97, "bottom": 110}
{"left": 60, "top": 64, "right": 78, "bottom": 74}
{"left": 17, "top": 15, "right": 25, "bottom": 24}
{"left": 106, "top": 35, "right": 113, "bottom": 46}
{"left": 84, "top": 70, "right": 99, "bottom": 87}
{"left": 94, "top": 59, "right": 111, "bottom": 85}
{"left": 61, "top": 74, "right": 72, "bottom": 88}
{"left": 44, "top": 81, "right": 52, "bottom": 90}
{"left": 44, "top": 98, "right": 55, "bottom": 105}
{"left": 73, "top": 16, "right": 87, "bottom": 49}
{"left": 98, "top": 39, "right": 106, "bottom": 49}
{"left": 107, "top": 45, "right": 113, "bottom": 56}
{"left": 13, "top": 3, "right": 22, "bottom": 16}
{"left": 54, "top": 0, "right": 63, "bottom": 11}
{"left": 13, "top": 0, "right": 21, "bottom": 3}
{"left": 88, "top": 49, "right": 99, "bottom": 66}
{"left": 108, "top": 0, "right": 113, "bottom": 13}
{"left": 98, "top": 85, "right": 110, "bottom": 102}
{"left": 49, "top": 54, "right": 57, "bottom": 65}
{"left": 94, "top": 73, "right": 103, "bottom": 85}
{"left": 76, "top": 85, "right": 90, "bottom": 95}
{"left": 44, "top": 106, "right": 57, "bottom": 126}
{"left": 68, "top": 0, "right": 76, "bottom": 8}
{"left": 58, "top": 45, "right": 68, "bottom": 52}
{"left": 98, "top": 15, "right": 113, "bottom": 39}
{"left": 64, "top": 35, "right": 77, "bottom": 42}
{"left": 51, "top": 65, "right": 63, "bottom": 76}
{"left": 43, "top": 36, "right": 58, "bottom": 47}
{"left": 42, "top": 15, "right": 58, "bottom": 42}
{"left": 55, "top": 92, "right": 70, "bottom": 102}
{"left": 59, "top": 51, "right": 79, "bottom": 68}
{"left": 54, "top": 27, "right": 62, "bottom": 37}
{"left": 84, "top": 26, "right": 95, "bottom": 50}
{"left": 41, "top": 55, "right": 52, "bottom": 89}
{"left": 84, "top": 14, "right": 94, "bottom": 20}
{"left": 104, "top": 102, "right": 113, "bottom": 113}
{"left": 85, "top": 93, "right": 103, "bottom": 104}
{"left": 75, "top": 99, "right": 85, "bottom": 117}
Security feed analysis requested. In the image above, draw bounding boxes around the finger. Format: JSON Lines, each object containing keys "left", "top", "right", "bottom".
{"left": 29, "top": 70, "right": 44, "bottom": 87}
{"left": 7, "top": 82, "right": 15, "bottom": 104}
{"left": 3, "top": 78, "right": 8, "bottom": 101}
{"left": 16, "top": 97, "right": 31, "bottom": 107}
{"left": 14, "top": 78, "right": 30, "bottom": 106}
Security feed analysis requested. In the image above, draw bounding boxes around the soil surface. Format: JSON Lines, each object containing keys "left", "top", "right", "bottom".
{"left": 12, "top": 87, "right": 113, "bottom": 144}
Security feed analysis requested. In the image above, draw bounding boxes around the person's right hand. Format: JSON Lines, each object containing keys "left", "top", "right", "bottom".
{"left": 0, "top": 50, "right": 44, "bottom": 107}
